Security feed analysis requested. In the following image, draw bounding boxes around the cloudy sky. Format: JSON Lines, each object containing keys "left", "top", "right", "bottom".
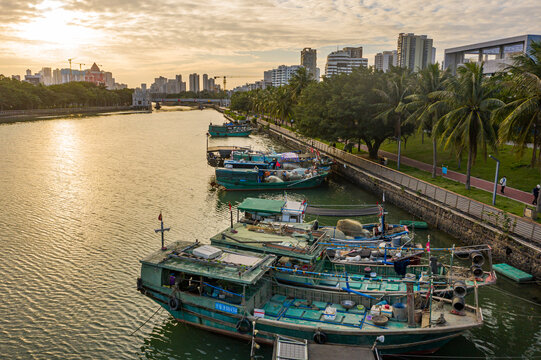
{"left": 1, "top": 0, "right": 540, "bottom": 88}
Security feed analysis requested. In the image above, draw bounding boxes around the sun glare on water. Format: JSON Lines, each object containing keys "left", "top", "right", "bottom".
{"left": 17, "top": 0, "right": 100, "bottom": 47}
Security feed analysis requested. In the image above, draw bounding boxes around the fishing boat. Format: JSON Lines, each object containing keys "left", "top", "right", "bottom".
{"left": 210, "top": 222, "right": 496, "bottom": 298}
{"left": 214, "top": 168, "right": 329, "bottom": 191}
{"left": 208, "top": 122, "right": 252, "bottom": 137}
{"left": 207, "top": 146, "right": 252, "bottom": 167}
{"left": 137, "top": 239, "right": 484, "bottom": 355}
{"left": 224, "top": 151, "right": 333, "bottom": 171}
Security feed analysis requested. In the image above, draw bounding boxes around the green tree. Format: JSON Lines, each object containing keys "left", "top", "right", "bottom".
{"left": 498, "top": 40, "right": 541, "bottom": 169}
{"left": 374, "top": 67, "right": 413, "bottom": 169}
{"left": 405, "top": 63, "right": 450, "bottom": 177}
{"left": 439, "top": 62, "right": 504, "bottom": 189}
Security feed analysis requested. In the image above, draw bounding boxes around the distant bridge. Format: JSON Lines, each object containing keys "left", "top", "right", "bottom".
{"left": 151, "top": 98, "right": 230, "bottom": 107}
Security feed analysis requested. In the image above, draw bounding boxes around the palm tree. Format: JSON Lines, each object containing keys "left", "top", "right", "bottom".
{"left": 439, "top": 62, "right": 504, "bottom": 190}
{"left": 405, "top": 64, "right": 450, "bottom": 177}
{"left": 288, "top": 67, "right": 314, "bottom": 102}
{"left": 498, "top": 40, "right": 541, "bottom": 169}
{"left": 374, "top": 67, "right": 412, "bottom": 169}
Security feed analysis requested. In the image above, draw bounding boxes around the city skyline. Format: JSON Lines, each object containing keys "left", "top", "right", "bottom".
{"left": 1, "top": 0, "right": 540, "bottom": 88}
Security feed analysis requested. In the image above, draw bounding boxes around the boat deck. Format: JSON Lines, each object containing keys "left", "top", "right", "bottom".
{"left": 210, "top": 223, "right": 324, "bottom": 261}
{"left": 258, "top": 294, "right": 476, "bottom": 332}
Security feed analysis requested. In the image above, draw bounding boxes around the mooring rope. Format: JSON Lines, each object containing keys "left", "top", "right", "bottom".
{"left": 130, "top": 307, "right": 163, "bottom": 336}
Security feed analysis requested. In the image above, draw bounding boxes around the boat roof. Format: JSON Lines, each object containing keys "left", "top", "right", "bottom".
{"left": 141, "top": 240, "right": 275, "bottom": 285}
{"left": 238, "top": 198, "right": 286, "bottom": 214}
{"left": 210, "top": 223, "right": 325, "bottom": 262}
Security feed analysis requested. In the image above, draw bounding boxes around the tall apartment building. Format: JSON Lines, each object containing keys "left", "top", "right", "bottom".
{"left": 189, "top": 73, "right": 200, "bottom": 92}
{"left": 39, "top": 67, "right": 52, "bottom": 85}
{"left": 324, "top": 47, "right": 368, "bottom": 77}
{"left": 268, "top": 65, "right": 302, "bottom": 87}
{"left": 202, "top": 74, "right": 209, "bottom": 91}
{"left": 397, "top": 33, "right": 435, "bottom": 72}
{"left": 301, "top": 48, "right": 318, "bottom": 80}
{"left": 374, "top": 50, "right": 398, "bottom": 72}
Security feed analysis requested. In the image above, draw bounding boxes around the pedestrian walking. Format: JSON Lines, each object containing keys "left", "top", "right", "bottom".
{"left": 499, "top": 176, "right": 507, "bottom": 194}
{"left": 533, "top": 184, "right": 540, "bottom": 205}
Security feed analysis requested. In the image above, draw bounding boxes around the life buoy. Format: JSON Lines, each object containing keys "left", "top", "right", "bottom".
{"left": 168, "top": 297, "right": 180, "bottom": 311}
{"left": 313, "top": 330, "right": 327, "bottom": 344}
{"left": 236, "top": 318, "right": 252, "bottom": 334}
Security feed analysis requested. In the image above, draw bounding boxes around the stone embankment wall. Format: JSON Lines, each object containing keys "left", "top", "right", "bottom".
{"left": 258, "top": 120, "right": 541, "bottom": 278}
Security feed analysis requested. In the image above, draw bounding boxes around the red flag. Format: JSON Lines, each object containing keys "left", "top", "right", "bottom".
{"left": 158, "top": 212, "right": 162, "bottom": 221}
{"left": 228, "top": 202, "right": 232, "bottom": 211}
{"left": 426, "top": 240, "right": 430, "bottom": 253}
{"left": 276, "top": 161, "right": 280, "bottom": 168}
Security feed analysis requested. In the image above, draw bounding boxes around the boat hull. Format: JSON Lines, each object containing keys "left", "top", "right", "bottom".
{"left": 140, "top": 286, "right": 479, "bottom": 355}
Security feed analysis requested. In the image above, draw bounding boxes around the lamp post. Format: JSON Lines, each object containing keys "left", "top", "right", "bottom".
{"left": 489, "top": 155, "right": 500, "bottom": 206}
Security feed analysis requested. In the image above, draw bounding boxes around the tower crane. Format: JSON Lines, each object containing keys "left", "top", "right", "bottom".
{"left": 75, "top": 63, "right": 85, "bottom": 71}
{"left": 68, "top": 58, "right": 74, "bottom": 82}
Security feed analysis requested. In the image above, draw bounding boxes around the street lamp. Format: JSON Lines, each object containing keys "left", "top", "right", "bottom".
{"left": 489, "top": 155, "right": 500, "bottom": 206}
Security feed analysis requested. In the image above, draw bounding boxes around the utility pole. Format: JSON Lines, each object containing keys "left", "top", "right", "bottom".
{"left": 489, "top": 155, "right": 500, "bottom": 206}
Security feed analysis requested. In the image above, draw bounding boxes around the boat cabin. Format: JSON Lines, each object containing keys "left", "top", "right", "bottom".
{"left": 238, "top": 197, "right": 308, "bottom": 224}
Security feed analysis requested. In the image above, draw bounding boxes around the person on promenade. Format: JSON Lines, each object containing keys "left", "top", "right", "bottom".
{"left": 499, "top": 176, "right": 507, "bottom": 194}
{"left": 533, "top": 185, "right": 540, "bottom": 205}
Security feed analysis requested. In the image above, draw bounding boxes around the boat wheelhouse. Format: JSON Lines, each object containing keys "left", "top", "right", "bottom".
{"left": 238, "top": 197, "right": 308, "bottom": 224}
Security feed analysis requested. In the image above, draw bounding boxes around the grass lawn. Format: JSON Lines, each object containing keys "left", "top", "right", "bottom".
{"left": 382, "top": 159, "right": 540, "bottom": 223}
{"left": 379, "top": 134, "right": 540, "bottom": 193}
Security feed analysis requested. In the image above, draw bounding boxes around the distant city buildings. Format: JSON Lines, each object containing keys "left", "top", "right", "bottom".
{"left": 15, "top": 62, "right": 127, "bottom": 89}
{"left": 444, "top": 34, "right": 541, "bottom": 75}
{"left": 271, "top": 65, "right": 302, "bottom": 87}
{"left": 301, "top": 48, "right": 319, "bottom": 80}
{"left": 397, "top": 33, "right": 435, "bottom": 72}
{"left": 325, "top": 46, "right": 368, "bottom": 77}
{"left": 374, "top": 50, "right": 398, "bottom": 72}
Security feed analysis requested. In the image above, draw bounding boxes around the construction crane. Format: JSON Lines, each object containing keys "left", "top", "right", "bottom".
{"left": 213, "top": 75, "right": 260, "bottom": 91}
{"left": 75, "top": 63, "right": 85, "bottom": 71}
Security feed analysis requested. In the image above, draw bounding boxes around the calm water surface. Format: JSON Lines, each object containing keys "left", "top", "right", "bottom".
{"left": 0, "top": 109, "right": 539, "bottom": 359}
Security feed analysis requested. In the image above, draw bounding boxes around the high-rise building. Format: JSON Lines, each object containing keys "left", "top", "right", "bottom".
{"left": 105, "top": 72, "right": 114, "bottom": 89}
{"left": 374, "top": 50, "right": 398, "bottom": 72}
{"left": 40, "top": 67, "right": 52, "bottom": 85}
{"left": 202, "top": 74, "right": 209, "bottom": 91}
{"left": 324, "top": 47, "right": 368, "bottom": 77}
{"left": 266, "top": 65, "right": 302, "bottom": 87}
{"left": 397, "top": 33, "right": 434, "bottom": 72}
{"left": 301, "top": 48, "right": 317, "bottom": 80}
{"left": 189, "top": 73, "right": 200, "bottom": 92}
{"left": 176, "top": 75, "right": 186, "bottom": 92}
{"left": 150, "top": 76, "right": 168, "bottom": 93}
{"left": 208, "top": 77, "right": 215, "bottom": 92}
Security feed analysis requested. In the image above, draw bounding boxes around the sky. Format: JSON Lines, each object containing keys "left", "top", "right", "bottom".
{"left": 1, "top": 0, "right": 541, "bottom": 89}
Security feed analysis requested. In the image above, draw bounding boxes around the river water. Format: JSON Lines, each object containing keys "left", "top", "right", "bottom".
{"left": 0, "top": 109, "right": 539, "bottom": 360}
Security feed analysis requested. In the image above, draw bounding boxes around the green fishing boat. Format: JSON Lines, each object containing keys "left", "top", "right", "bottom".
{"left": 137, "top": 239, "right": 484, "bottom": 355}
{"left": 208, "top": 123, "right": 252, "bottom": 137}
{"left": 215, "top": 168, "right": 329, "bottom": 191}
{"left": 399, "top": 220, "right": 429, "bottom": 229}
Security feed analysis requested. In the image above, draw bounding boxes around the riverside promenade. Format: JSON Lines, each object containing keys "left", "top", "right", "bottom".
{"left": 360, "top": 145, "right": 535, "bottom": 205}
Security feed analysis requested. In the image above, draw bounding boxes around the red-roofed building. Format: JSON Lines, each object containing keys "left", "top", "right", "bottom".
{"left": 85, "top": 63, "right": 106, "bottom": 86}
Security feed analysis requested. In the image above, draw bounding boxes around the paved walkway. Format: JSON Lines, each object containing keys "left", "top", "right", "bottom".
{"left": 358, "top": 145, "right": 535, "bottom": 205}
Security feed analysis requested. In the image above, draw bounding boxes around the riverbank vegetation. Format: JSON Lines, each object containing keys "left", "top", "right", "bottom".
{"left": 0, "top": 76, "right": 133, "bottom": 110}
{"left": 231, "top": 41, "right": 541, "bottom": 201}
